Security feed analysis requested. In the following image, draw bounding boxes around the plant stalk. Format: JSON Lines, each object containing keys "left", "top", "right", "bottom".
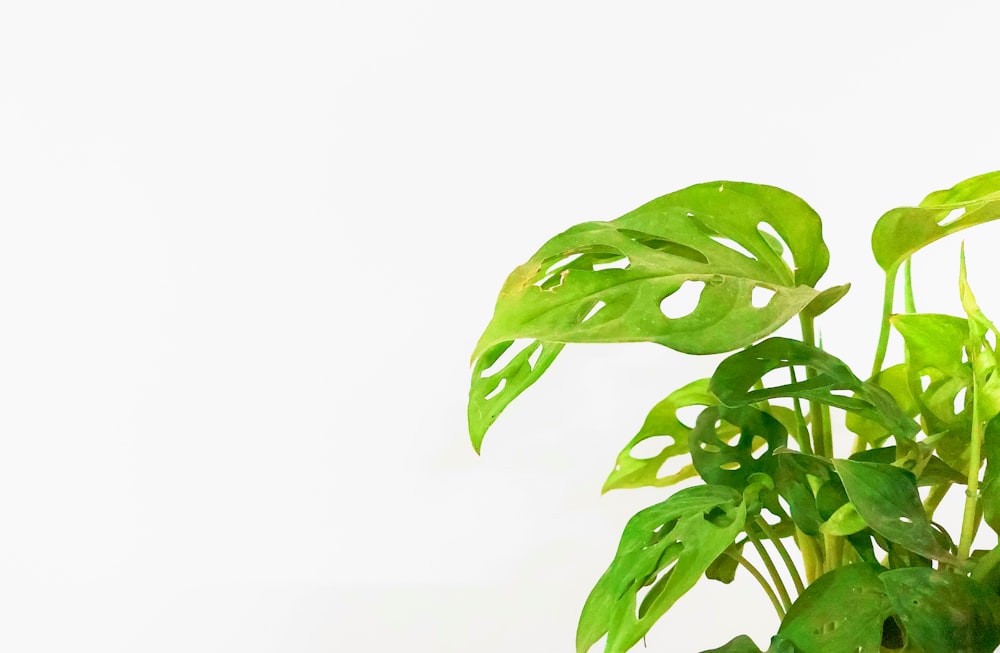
{"left": 958, "top": 360, "right": 985, "bottom": 562}
{"left": 756, "top": 516, "right": 805, "bottom": 595}
{"left": 732, "top": 553, "right": 786, "bottom": 620}
{"left": 746, "top": 527, "right": 792, "bottom": 612}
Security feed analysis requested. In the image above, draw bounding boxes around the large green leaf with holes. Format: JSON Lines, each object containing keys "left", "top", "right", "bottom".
{"left": 882, "top": 567, "right": 1000, "bottom": 653}
{"left": 689, "top": 405, "right": 787, "bottom": 490}
{"left": 470, "top": 182, "right": 829, "bottom": 449}
{"left": 576, "top": 485, "right": 746, "bottom": 653}
{"left": 473, "top": 185, "right": 827, "bottom": 360}
{"left": 871, "top": 170, "right": 1000, "bottom": 273}
{"left": 710, "top": 338, "right": 919, "bottom": 440}
{"left": 602, "top": 378, "right": 719, "bottom": 491}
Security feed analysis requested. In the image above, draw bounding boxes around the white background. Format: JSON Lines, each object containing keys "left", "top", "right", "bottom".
{"left": 2, "top": 2, "right": 1000, "bottom": 651}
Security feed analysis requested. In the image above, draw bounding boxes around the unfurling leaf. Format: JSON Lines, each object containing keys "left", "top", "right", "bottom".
{"left": 576, "top": 485, "right": 746, "bottom": 653}
{"left": 710, "top": 338, "right": 918, "bottom": 440}
{"left": 603, "top": 379, "right": 718, "bottom": 491}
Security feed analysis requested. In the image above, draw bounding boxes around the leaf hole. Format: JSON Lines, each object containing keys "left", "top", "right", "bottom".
{"left": 898, "top": 516, "right": 913, "bottom": 524}
{"left": 829, "top": 389, "right": 855, "bottom": 398}
{"left": 920, "top": 374, "right": 931, "bottom": 392}
{"left": 954, "top": 386, "right": 967, "bottom": 415}
{"left": 709, "top": 236, "right": 757, "bottom": 261}
{"left": 675, "top": 405, "right": 704, "bottom": 429}
{"left": 581, "top": 300, "right": 607, "bottom": 323}
{"left": 656, "top": 456, "right": 690, "bottom": 481}
{"left": 720, "top": 461, "right": 742, "bottom": 471}
{"left": 592, "top": 257, "right": 630, "bottom": 271}
{"left": 700, "top": 442, "right": 722, "bottom": 453}
{"left": 751, "top": 286, "right": 776, "bottom": 308}
{"left": 938, "top": 208, "right": 965, "bottom": 227}
{"left": 479, "top": 341, "right": 523, "bottom": 377}
{"left": 751, "top": 435, "right": 768, "bottom": 457}
{"left": 757, "top": 222, "right": 795, "bottom": 271}
{"left": 659, "top": 281, "right": 704, "bottom": 319}
{"left": 544, "top": 252, "right": 584, "bottom": 274}
{"left": 526, "top": 345, "right": 543, "bottom": 370}
{"left": 484, "top": 378, "right": 507, "bottom": 401}
{"left": 988, "top": 331, "right": 997, "bottom": 350}
{"left": 630, "top": 435, "right": 676, "bottom": 460}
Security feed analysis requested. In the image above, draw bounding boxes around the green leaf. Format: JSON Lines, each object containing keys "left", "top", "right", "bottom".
{"left": 576, "top": 485, "right": 746, "bottom": 653}
{"left": 773, "top": 451, "right": 831, "bottom": 536}
{"left": 776, "top": 563, "right": 890, "bottom": 653}
{"left": 689, "top": 405, "right": 787, "bottom": 490}
{"left": 982, "top": 418, "right": 1000, "bottom": 531}
{"left": 844, "top": 364, "right": 918, "bottom": 446}
{"left": 891, "top": 313, "right": 971, "bottom": 381}
{"left": 871, "top": 170, "right": 1000, "bottom": 273}
{"left": 959, "top": 252, "right": 1000, "bottom": 424}
{"left": 801, "top": 283, "right": 851, "bottom": 319}
{"left": 473, "top": 182, "right": 828, "bottom": 364}
{"left": 467, "top": 340, "right": 563, "bottom": 452}
{"left": 710, "top": 338, "right": 919, "bottom": 440}
{"left": 834, "top": 459, "right": 955, "bottom": 563}
{"left": 881, "top": 567, "right": 1000, "bottom": 653}
{"left": 849, "top": 446, "right": 966, "bottom": 487}
{"left": 699, "top": 634, "right": 764, "bottom": 653}
{"left": 602, "top": 379, "right": 718, "bottom": 492}
{"left": 705, "top": 540, "right": 744, "bottom": 584}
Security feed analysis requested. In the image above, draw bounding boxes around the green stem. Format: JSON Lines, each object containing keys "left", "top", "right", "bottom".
{"left": 958, "top": 362, "right": 985, "bottom": 562}
{"left": 746, "top": 526, "right": 792, "bottom": 612}
{"left": 871, "top": 265, "right": 899, "bottom": 379}
{"left": 800, "top": 314, "right": 827, "bottom": 459}
{"left": 788, "top": 367, "right": 812, "bottom": 455}
{"left": 756, "top": 516, "right": 805, "bottom": 595}
{"left": 903, "top": 257, "right": 916, "bottom": 314}
{"left": 732, "top": 553, "right": 785, "bottom": 620}
{"left": 797, "top": 529, "right": 823, "bottom": 584}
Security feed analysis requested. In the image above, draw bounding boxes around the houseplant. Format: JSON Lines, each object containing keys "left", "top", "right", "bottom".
{"left": 467, "top": 171, "right": 1000, "bottom": 652}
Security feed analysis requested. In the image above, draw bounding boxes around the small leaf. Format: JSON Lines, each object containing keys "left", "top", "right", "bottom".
{"left": 834, "top": 459, "right": 955, "bottom": 563}
{"left": 705, "top": 541, "right": 744, "bottom": 584}
{"left": 776, "top": 563, "right": 889, "bottom": 653}
{"left": 773, "top": 451, "right": 830, "bottom": 536}
{"left": 849, "top": 445, "right": 966, "bottom": 486}
{"left": 871, "top": 170, "right": 1000, "bottom": 273}
{"left": 467, "top": 340, "right": 563, "bottom": 452}
{"left": 603, "top": 379, "right": 717, "bottom": 492}
{"left": 819, "top": 502, "right": 867, "bottom": 536}
{"left": 801, "top": 283, "right": 851, "bottom": 318}
{"left": 711, "top": 338, "right": 919, "bottom": 440}
{"left": 881, "top": 567, "right": 1000, "bottom": 653}
{"left": 576, "top": 485, "right": 746, "bottom": 653}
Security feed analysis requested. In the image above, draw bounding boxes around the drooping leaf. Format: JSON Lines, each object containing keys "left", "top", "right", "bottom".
{"left": 705, "top": 540, "right": 744, "bottom": 584}
{"left": 776, "top": 563, "right": 890, "bottom": 653}
{"left": 689, "top": 405, "right": 787, "bottom": 491}
{"left": 871, "top": 170, "right": 1000, "bottom": 274}
{"left": 576, "top": 485, "right": 746, "bottom": 653}
{"left": 834, "top": 459, "right": 955, "bottom": 563}
{"left": 473, "top": 182, "right": 829, "bottom": 365}
{"left": 467, "top": 339, "right": 564, "bottom": 452}
{"left": 698, "top": 634, "right": 764, "bottom": 653}
{"left": 603, "top": 379, "right": 719, "bottom": 492}
{"left": 881, "top": 567, "right": 1000, "bottom": 653}
{"left": 710, "top": 338, "right": 919, "bottom": 440}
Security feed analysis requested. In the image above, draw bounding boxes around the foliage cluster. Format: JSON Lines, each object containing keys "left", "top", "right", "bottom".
{"left": 468, "top": 172, "right": 1000, "bottom": 652}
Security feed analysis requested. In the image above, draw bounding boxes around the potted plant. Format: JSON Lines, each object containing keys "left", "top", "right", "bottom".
{"left": 466, "top": 171, "right": 1000, "bottom": 652}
